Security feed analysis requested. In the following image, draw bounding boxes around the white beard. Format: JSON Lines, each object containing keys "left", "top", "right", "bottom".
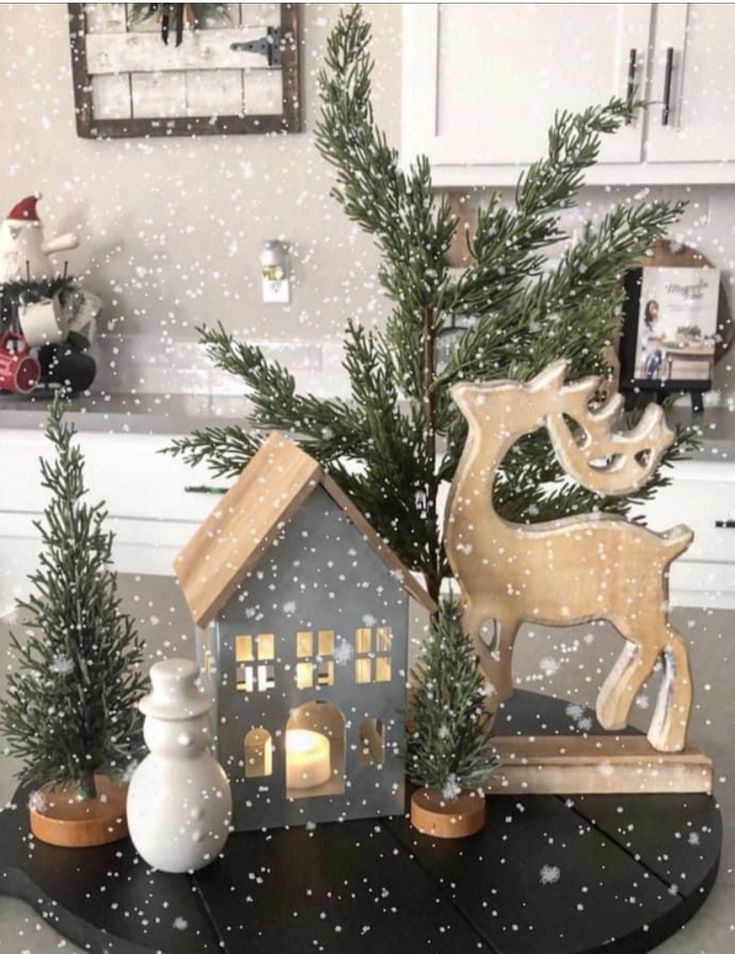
{"left": 0, "top": 221, "right": 53, "bottom": 282}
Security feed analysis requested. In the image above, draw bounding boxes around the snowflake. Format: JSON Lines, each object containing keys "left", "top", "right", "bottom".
{"left": 539, "top": 656, "right": 560, "bottom": 676}
{"left": 577, "top": 716, "right": 593, "bottom": 732}
{"left": 635, "top": 695, "right": 650, "bottom": 710}
{"left": 282, "top": 601, "right": 296, "bottom": 615}
{"left": 539, "top": 864, "right": 561, "bottom": 885}
{"left": 28, "top": 790, "right": 47, "bottom": 813}
{"left": 173, "top": 917, "right": 188, "bottom": 930}
{"left": 437, "top": 725, "right": 450, "bottom": 739}
{"left": 362, "top": 613, "right": 377, "bottom": 627}
{"left": 688, "top": 832, "right": 700, "bottom": 846}
{"left": 334, "top": 641, "right": 354, "bottom": 666}
{"left": 565, "top": 703, "right": 584, "bottom": 721}
{"left": 50, "top": 655, "right": 74, "bottom": 676}
{"left": 441, "top": 774, "right": 461, "bottom": 802}
{"left": 597, "top": 761, "right": 615, "bottom": 778}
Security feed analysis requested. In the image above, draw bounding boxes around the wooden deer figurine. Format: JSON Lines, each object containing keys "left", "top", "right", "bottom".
{"left": 445, "top": 360, "right": 693, "bottom": 753}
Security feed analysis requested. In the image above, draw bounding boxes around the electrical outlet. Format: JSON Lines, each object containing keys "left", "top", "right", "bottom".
{"left": 262, "top": 277, "right": 290, "bottom": 304}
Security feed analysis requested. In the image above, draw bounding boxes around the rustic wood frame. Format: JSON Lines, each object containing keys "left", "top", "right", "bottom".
{"left": 67, "top": 3, "right": 302, "bottom": 139}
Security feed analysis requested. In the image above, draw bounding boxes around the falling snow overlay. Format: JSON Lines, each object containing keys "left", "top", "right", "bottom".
{"left": 539, "top": 864, "right": 562, "bottom": 886}
{"left": 0, "top": 2, "right": 731, "bottom": 952}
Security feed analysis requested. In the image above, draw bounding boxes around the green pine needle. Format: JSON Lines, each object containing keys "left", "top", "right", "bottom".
{"left": 408, "top": 599, "right": 499, "bottom": 797}
{"left": 166, "top": 4, "right": 691, "bottom": 605}
{"left": 0, "top": 397, "right": 146, "bottom": 798}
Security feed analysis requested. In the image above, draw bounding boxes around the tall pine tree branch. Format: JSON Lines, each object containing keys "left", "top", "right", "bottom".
{"left": 167, "top": 5, "right": 688, "bottom": 606}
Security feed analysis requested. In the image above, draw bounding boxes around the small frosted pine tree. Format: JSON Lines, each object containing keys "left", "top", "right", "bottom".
{"left": 0, "top": 399, "right": 146, "bottom": 800}
{"left": 408, "top": 600, "right": 499, "bottom": 801}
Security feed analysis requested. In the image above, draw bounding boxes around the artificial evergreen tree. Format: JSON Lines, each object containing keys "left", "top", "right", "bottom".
{"left": 0, "top": 399, "right": 145, "bottom": 801}
{"left": 408, "top": 600, "right": 498, "bottom": 800}
{"left": 169, "top": 5, "right": 691, "bottom": 606}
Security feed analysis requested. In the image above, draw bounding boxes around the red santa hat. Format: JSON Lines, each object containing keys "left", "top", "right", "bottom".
{"left": 6, "top": 194, "right": 41, "bottom": 223}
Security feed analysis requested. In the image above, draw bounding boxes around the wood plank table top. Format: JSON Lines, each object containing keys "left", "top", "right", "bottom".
{"left": 0, "top": 690, "right": 721, "bottom": 954}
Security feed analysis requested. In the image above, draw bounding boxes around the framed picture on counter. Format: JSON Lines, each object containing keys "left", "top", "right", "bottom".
{"left": 620, "top": 265, "right": 720, "bottom": 410}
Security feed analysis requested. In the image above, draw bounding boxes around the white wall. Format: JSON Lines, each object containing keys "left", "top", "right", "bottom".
{"left": 0, "top": 3, "right": 401, "bottom": 393}
{"left": 1, "top": 3, "right": 733, "bottom": 398}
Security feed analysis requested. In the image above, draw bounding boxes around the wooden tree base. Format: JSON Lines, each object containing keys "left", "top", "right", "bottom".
{"left": 410, "top": 787, "right": 486, "bottom": 839}
{"left": 29, "top": 774, "right": 129, "bottom": 847}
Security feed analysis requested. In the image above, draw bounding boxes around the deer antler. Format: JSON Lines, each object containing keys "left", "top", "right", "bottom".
{"left": 545, "top": 372, "right": 675, "bottom": 495}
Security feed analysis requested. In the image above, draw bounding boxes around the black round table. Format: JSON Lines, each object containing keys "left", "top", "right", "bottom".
{"left": 0, "top": 690, "right": 721, "bottom": 954}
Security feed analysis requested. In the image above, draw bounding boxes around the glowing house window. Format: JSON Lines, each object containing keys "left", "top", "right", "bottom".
{"left": 359, "top": 718, "right": 385, "bottom": 765}
{"left": 354, "top": 626, "right": 392, "bottom": 684}
{"left": 244, "top": 727, "right": 273, "bottom": 777}
{"left": 295, "top": 629, "right": 335, "bottom": 689}
{"left": 236, "top": 633, "right": 276, "bottom": 692}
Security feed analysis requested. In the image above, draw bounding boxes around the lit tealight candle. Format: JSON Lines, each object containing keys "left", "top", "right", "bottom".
{"left": 286, "top": 729, "right": 331, "bottom": 790}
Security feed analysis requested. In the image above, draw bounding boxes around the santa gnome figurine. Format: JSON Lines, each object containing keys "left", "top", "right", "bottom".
{"left": 0, "top": 194, "right": 78, "bottom": 283}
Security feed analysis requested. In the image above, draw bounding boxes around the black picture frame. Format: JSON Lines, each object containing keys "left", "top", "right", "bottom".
{"left": 67, "top": 3, "right": 302, "bottom": 139}
{"left": 619, "top": 268, "right": 716, "bottom": 413}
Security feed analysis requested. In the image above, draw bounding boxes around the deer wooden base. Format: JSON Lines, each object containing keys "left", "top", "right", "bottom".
{"left": 486, "top": 735, "right": 713, "bottom": 796}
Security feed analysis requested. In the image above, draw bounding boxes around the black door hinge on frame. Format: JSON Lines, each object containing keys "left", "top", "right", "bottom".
{"left": 231, "top": 27, "right": 281, "bottom": 68}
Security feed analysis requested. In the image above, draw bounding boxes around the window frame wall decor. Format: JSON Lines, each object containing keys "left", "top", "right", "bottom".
{"left": 67, "top": 3, "right": 302, "bottom": 139}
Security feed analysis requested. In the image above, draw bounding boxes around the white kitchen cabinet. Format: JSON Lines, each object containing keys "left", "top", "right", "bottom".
{"left": 402, "top": 2, "right": 735, "bottom": 187}
{"left": 0, "top": 430, "right": 219, "bottom": 616}
{"left": 646, "top": 4, "right": 735, "bottom": 164}
{"left": 635, "top": 459, "right": 735, "bottom": 609}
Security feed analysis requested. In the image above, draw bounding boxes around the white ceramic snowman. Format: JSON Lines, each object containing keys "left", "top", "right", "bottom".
{"left": 0, "top": 194, "right": 78, "bottom": 283}
{"left": 127, "top": 658, "right": 232, "bottom": 873}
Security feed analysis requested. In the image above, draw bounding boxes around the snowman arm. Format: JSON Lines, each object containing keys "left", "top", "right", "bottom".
{"left": 41, "top": 233, "right": 78, "bottom": 255}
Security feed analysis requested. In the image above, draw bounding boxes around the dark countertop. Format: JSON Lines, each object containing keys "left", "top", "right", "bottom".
{"left": 0, "top": 392, "right": 249, "bottom": 435}
{"left": 1, "top": 392, "right": 735, "bottom": 459}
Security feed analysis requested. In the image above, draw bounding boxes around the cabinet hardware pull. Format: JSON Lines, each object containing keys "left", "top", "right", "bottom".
{"left": 662, "top": 47, "right": 674, "bottom": 126}
{"left": 715, "top": 520, "right": 735, "bottom": 529}
{"left": 185, "top": 485, "right": 228, "bottom": 495}
{"left": 625, "top": 48, "right": 637, "bottom": 124}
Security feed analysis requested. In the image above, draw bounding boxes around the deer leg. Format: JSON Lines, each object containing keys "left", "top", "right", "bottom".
{"left": 462, "top": 605, "right": 519, "bottom": 709}
{"left": 596, "top": 639, "right": 658, "bottom": 732}
{"left": 489, "top": 615, "right": 521, "bottom": 705}
{"left": 647, "top": 627, "right": 693, "bottom": 753}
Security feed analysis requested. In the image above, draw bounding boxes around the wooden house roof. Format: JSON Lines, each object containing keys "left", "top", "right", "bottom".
{"left": 175, "top": 431, "right": 438, "bottom": 627}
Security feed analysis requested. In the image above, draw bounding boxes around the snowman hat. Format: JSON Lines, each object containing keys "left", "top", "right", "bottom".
{"left": 139, "top": 658, "right": 211, "bottom": 720}
{"left": 6, "top": 194, "right": 42, "bottom": 224}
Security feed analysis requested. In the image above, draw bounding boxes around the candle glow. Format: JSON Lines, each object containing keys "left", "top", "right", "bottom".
{"left": 286, "top": 729, "right": 331, "bottom": 791}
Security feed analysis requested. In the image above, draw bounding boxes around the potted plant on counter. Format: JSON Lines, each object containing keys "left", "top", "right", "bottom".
{"left": 408, "top": 599, "right": 499, "bottom": 838}
{"left": 0, "top": 398, "right": 146, "bottom": 846}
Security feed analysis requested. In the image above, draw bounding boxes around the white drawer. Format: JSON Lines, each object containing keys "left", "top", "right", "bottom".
{"left": 637, "top": 460, "right": 735, "bottom": 565}
{"left": 1, "top": 429, "right": 228, "bottom": 523}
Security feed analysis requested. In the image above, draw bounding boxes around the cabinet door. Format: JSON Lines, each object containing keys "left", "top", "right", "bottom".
{"left": 646, "top": 3, "right": 735, "bottom": 163}
{"left": 402, "top": 3, "right": 652, "bottom": 170}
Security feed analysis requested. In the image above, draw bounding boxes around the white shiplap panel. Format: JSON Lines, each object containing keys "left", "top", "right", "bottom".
{"left": 131, "top": 71, "right": 187, "bottom": 118}
{"left": 92, "top": 72, "right": 132, "bottom": 119}
{"left": 186, "top": 69, "right": 243, "bottom": 116}
{"left": 240, "top": 3, "right": 280, "bottom": 27}
{"left": 126, "top": 8, "right": 161, "bottom": 33}
{"left": 243, "top": 68, "right": 282, "bottom": 115}
{"left": 86, "top": 28, "right": 272, "bottom": 74}
{"left": 199, "top": 4, "right": 241, "bottom": 28}
{"left": 84, "top": 2, "right": 126, "bottom": 33}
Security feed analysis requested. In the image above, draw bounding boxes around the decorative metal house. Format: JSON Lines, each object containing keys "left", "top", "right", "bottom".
{"left": 175, "top": 432, "right": 436, "bottom": 831}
